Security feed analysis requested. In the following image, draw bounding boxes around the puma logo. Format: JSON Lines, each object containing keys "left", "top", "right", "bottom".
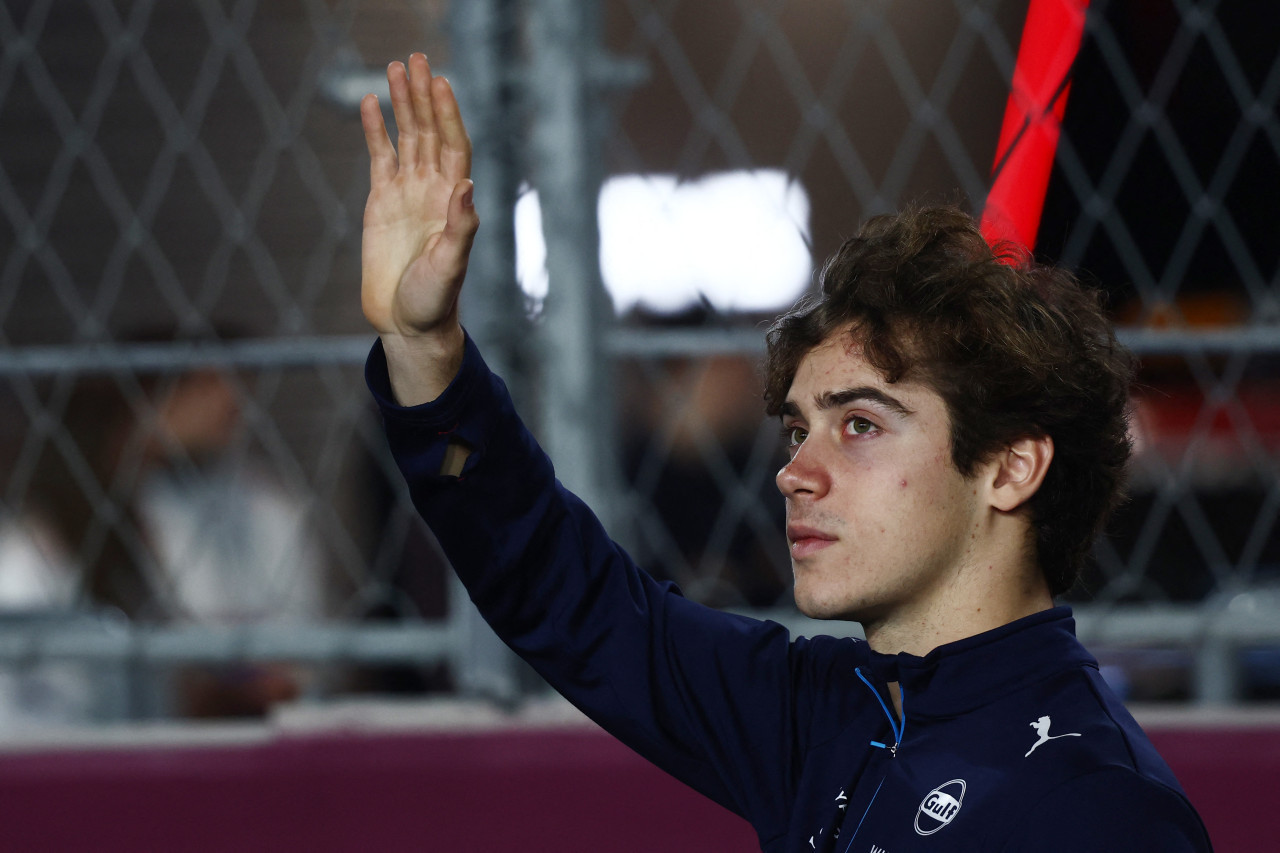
{"left": 1024, "top": 715, "right": 1081, "bottom": 757}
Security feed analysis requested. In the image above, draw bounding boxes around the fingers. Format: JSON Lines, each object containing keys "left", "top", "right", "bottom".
{"left": 433, "top": 76, "right": 472, "bottom": 181}
{"left": 408, "top": 53, "right": 441, "bottom": 168}
{"left": 386, "top": 60, "right": 418, "bottom": 168}
{"left": 360, "top": 94, "right": 397, "bottom": 185}
{"left": 373, "top": 53, "right": 465, "bottom": 187}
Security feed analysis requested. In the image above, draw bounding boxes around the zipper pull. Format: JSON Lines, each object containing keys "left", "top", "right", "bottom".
{"left": 868, "top": 739, "right": 898, "bottom": 758}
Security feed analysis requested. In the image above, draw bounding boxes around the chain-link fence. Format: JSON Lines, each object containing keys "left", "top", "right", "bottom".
{"left": 0, "top": 0, "right": 1277, "bottom": 724}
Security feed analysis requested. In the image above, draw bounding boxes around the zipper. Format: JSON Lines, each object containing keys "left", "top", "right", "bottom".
{"left": 855, "top": 667, "right": 905, "bottom": 756}
{"left": 837, "top": 668, "right": 906, "bottom": 853}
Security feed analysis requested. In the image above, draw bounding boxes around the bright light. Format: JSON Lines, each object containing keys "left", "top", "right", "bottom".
{"left": 515, "top": 170, "right": 811, "bottom": 316}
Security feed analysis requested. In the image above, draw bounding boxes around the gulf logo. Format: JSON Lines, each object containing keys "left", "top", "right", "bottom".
{"left": 914, "top": 778, "right": 967, "bottom": 836}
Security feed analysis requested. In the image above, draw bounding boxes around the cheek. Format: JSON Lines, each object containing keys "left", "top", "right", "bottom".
{"left": 888, "top": 463, "right": 956, "bottom": 515}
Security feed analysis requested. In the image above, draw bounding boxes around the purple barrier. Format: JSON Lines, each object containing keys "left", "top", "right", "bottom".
{"left": 0, "top": 721, "right": 1270, "bottom": 851}
{"left": 0, "top": 727, "right": 756, "bottom": 852}
{"left": 1148, "top": 725, "right": 1280, "bottom": 853}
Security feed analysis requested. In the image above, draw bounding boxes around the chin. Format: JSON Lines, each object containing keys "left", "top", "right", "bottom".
{"left": 793, "top": 587, "right": 859, "bottom": 622}
{"left": 794, "top": 577, "right": 887, "bottom": 625}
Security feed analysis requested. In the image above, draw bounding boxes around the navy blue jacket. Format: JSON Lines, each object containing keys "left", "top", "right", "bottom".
{"left": 368, "top": 335, "right": 1212, "bottom": 852}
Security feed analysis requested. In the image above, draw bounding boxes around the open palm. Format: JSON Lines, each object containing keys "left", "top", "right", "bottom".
{"left": 360, "top": 53, "right": 478, "bottom": 402}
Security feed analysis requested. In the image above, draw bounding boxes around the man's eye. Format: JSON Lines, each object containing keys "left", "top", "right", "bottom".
{"left": 846, "top": 417, "right": 877, "bottom": 436}
{"left": 784, "top": 426, "right": 807, "bottom": 447}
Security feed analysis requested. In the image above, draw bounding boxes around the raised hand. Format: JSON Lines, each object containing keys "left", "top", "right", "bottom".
{"left": 360, "top": 53, "right": 479, "bottom": 405}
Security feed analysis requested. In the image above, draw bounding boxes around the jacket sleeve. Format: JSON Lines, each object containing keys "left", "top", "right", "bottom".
{"left": 998, "top": 766, "right": 1213, "bottom": 852}
{"left": 366, "top": 333, "right": 836, "bottom": 842}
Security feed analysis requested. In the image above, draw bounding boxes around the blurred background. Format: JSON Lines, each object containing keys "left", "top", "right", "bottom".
{"left": 0, "top": 0, "right": 1276, "bottom": 847}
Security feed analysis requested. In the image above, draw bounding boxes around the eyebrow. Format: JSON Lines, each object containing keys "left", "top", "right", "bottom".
{"left": 780, "top": 386, "right": 915, "bottom": 420}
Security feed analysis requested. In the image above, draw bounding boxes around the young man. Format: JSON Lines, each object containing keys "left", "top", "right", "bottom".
{"left": 360, "top": 54, "right": 1211, "bottom": 851}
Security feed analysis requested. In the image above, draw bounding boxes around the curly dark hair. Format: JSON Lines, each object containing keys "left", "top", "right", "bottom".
{"left": 764, "top": 205, "right": 1134, "bottom": 596}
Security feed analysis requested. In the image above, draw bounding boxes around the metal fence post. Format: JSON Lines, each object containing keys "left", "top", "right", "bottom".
{"left": 525, "top": 0, "right": 621, "bottom": 533}
{"left": 1193, "top": 637, "right": 1239, "bottom": 706}
{"left": 445, "top": 0, "right": 526, "bottom": 702}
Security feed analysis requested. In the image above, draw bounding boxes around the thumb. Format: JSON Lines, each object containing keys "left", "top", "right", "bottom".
{"left": 440, "top": 179, "right": 480, "bottom": 271}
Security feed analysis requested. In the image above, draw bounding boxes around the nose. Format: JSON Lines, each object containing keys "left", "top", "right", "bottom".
{"left": 776, "top": 439, "right": 830, "bottom": 500}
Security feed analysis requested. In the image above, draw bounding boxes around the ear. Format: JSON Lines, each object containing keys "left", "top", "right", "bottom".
{"left": 988, "top": 434, "right": 1053, "bottom": 513}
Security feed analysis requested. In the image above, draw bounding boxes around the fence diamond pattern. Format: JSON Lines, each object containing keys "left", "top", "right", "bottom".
{"left": 0, "top": 0, "right": 1276, "bottom": 716}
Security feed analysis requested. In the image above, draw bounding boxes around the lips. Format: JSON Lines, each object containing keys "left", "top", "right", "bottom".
{"left": 787, "top": 523, "right": 837, "bottom": 559}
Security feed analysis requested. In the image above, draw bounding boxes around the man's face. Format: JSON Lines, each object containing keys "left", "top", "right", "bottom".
{"left": 775, "top": 330, "right": 988, "bottom": 625}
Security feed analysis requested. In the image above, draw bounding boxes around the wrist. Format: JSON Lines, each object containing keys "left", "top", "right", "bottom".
{"left": 380, "top": 324, "right": 466, "bottom": 406}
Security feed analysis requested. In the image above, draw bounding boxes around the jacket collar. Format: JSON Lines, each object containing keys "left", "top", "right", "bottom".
{"left": 861, "top": 606, "right": 1096, "bottom": 719}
